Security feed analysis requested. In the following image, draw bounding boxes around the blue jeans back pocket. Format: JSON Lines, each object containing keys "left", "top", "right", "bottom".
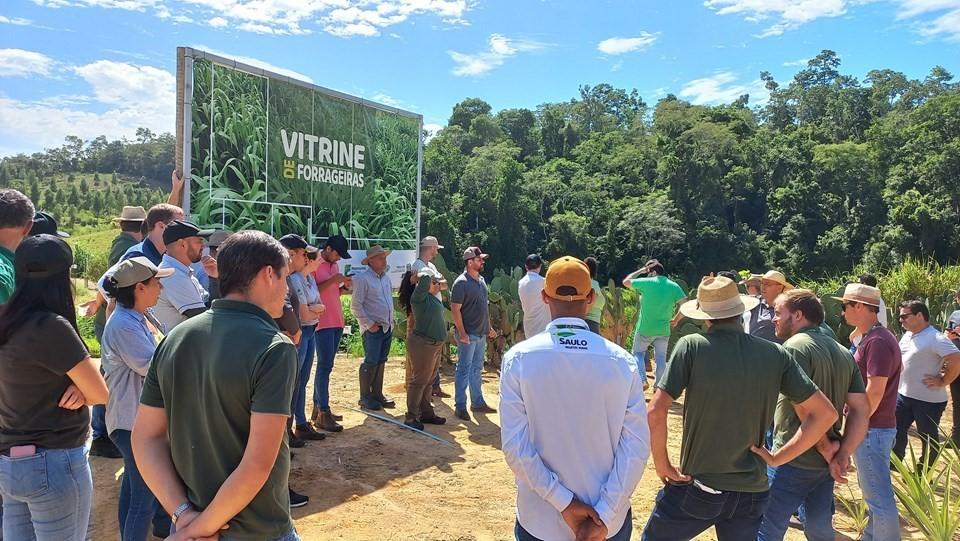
{"left": 0, "top": 453, "right": 49, "bottom": 499}
{"left": 678, "top": 484, "right": 725, "bottom": 520}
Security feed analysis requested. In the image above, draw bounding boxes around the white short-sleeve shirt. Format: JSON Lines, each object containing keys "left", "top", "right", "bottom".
{"left": 899, "top": 325, "right": 959, "bottom": 403}
{"left": 153, "top": 254, "right": 208, "bottom": 333}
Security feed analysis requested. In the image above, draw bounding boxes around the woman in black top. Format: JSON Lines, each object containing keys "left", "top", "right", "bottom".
{"left": 0, "top": 234, "right": 108, "bottom": 540}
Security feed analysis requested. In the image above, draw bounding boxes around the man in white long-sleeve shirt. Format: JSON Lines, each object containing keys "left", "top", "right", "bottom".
{"left": 517, "top": 254, "right": 552, "bottom": 338}
{"left": 500, "top": 256, "right": 650, "bottom": 541}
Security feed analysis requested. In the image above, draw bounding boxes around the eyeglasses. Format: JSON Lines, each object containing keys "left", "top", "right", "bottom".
{"left": 898, "top": 313, "right": 913, "bottom": 320}
{"left": 841, "top": 302, "right": 858, "bottom": 312}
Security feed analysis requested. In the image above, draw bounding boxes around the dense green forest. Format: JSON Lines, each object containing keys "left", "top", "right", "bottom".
{"left": 0, "top": 127, "right": 171, "bottom": 232}
{"left": 2, "top": 50, "right": 958, "bottom": 287}
{"left": 420, "top": 50, "right": 960, "bottom": 285}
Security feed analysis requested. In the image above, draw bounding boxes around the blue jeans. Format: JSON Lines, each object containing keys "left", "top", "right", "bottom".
{"left": 222, "top": 531, "right": 300, "bottom": 541}
{"left": 758, "top": 464, "right": 834, "bottom": 541}
{"left": 854, "top": 427, "right": 900, "bottom": 541}
{"left": 314, "top": 327, "right": 343, "bottom": 409}
{"left": 293, "top": 326, "right": 317, "bottom": 426}
{"left": 641, "top": 483, "right": 769, "bottom": 541}
{"left": 110, "top": 430, "right": 159, "bottom": 541}
{"left": 633, "top": 334, "right": 668, "bottom": 386}
{"left": 454, "top": 333, "right": 488, "bottom": 410}
{"left": 894, "top": 394, "right": 946, "bottom": 467}
{"left": 362, "top": 328, "right": 392, "bottom": 366}
{"left": 0, "top": 446, "right": 92, "bottom": 541}
{"left": 92, "top": 323, "right": 108, "bottom": 441}
{"left": 515, "top": 509, "right": 633, "bottom": 540}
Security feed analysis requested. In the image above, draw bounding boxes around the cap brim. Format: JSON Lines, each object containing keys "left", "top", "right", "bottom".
{"left": 679, "top": 295, "right": 760, "bottom": 320}
{"left": 155, "top": 268, "right": 175, "bottom": 279}
{"left": 196, "top": 229, "right": 215, "bottom": 237}
{"left": 305, "top": 245, "right": 319, "bottom": 253}
{"left": 55, "top": 230, "right": 70, "bottom": 238}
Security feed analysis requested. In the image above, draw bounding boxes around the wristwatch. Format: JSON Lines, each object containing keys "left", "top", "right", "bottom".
{"left": 172, "top": 500, "right": 194, "bottom": 526}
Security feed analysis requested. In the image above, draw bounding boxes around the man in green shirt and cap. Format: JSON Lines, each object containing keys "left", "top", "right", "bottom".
{"left": 758, "top": 289, "right": 870, "bottom": 541}
{"left": 643, "top": 276, "right": 837, "bottom": 541}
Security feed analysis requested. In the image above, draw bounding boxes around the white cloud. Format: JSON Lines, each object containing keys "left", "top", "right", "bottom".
{"left": 597, "top": 33, "right": 659, "bottom": 55}
{"left": 423, "top": 122, "right": 443, "bottom": 142}
{"left": 207, "top": 16, "right": 227, "bottom": 27}
{"left": 0, "top": 15, "right": 34, "bottom": 25}
{"left": 679, "top": 71, "right": 769, "bottom": 105}
{"left": 0, "top": 58, "right": 175, "bottom": 155}
{"left": 783, "top": 57, "right": 810, "bottom": 66}
{"left": 32, "top": 0, "right": 473, "bottom": 37}
{"left": 0, "top": 49, "right": 56, "bottom": 77}
{"left": 448, "top": 34, "right": 547, "bottom": 77}
{"left": 192, "top": 46, "right": 315, "bottom": 82}
{"left": 895, "top": 0, "right": 960, "bottom": 40}
{"left": 703, "top": 0, "right": 875, "bottom": 37}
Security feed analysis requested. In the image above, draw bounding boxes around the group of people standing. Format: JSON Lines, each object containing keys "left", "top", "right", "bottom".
{"left": 504, "top": 254, "right": 959, "bottom": 541}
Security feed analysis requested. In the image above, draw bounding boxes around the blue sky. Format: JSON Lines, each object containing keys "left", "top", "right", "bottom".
{"left": 1, "top": 0, "right": 959, "bottom": 157}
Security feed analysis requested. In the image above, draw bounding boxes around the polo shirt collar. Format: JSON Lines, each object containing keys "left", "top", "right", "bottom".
{"left": 464, "top": 271, "right": 483, "bottom": 283}
{"left": 143, "top": 238, "right": 163, "bottom": 264}
{"left": 546, "top": 317, "right": 589, "bottom": 331}
{"left": 212, "top": 299, "right": 276, "bottom": 325}
{"left": 115, "top": 304, "right": 147, "bottom": 324}
{"left": 708, "top": 321, "right": 745, "bottom": 333}
{"left": 161, "top": 253, "right": 192, "bottom": 275}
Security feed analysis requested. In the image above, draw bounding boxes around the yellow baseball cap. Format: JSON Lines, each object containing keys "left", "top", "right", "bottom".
{"left": 544, "top": 256, "right": 592, "bottom": 301}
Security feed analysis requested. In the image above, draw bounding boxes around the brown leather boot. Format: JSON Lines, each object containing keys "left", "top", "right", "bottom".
{"left": 317, "top": 410, "right": 344, "bottom": 432}
{"left": 312, "top": 404, "right": 343, "bottom": 422}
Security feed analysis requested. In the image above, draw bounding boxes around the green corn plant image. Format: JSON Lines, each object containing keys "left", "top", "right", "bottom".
{"left": 835, "top": 484, "right": 869, "bottom": 539}
{"left": 890, "top": 433, "right": 960, "bottom": 541}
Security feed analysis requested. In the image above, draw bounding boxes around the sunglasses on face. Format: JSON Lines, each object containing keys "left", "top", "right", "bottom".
{"left": 841, "top": 302, "right": 858, "bottom": 312}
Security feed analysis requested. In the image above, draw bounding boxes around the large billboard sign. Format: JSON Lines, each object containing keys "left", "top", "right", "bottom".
{"left": 175, "top": 47, "right": 422, "bottom": 286}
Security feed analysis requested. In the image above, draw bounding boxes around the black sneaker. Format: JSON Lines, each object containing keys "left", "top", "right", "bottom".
{"left": 90, "top": 437, "right": 122, "bottom": 459}
{"left": 289, "top": 488, "right": 309, "bottom": 508}
{"left": 454, "top": 408, "right": 470, "bottom": 421}
{"left": 404, "top": 418, "right": 425, "bottom": 430}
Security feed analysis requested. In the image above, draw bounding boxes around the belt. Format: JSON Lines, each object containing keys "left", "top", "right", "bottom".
{"left": 413, "top": 332, "right": 443, "bottom": 345}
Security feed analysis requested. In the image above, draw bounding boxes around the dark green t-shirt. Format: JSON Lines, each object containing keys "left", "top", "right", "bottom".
{"left": 0, "top": 246, "right": 14, "bottom": 304}
{"left": 412, "top": 276, "right": 446, "bottom": 342}
{"left": 774, "top": 326, "right": 865, "bottom": 470}
{"left": 94, "top": 232, "right": 140, "bottom": 328}
{"left": 140, "top": 299, "right": 297, "bottom": 540}
{"left": 658, "top": 321, "right": 818, "bottom": 492}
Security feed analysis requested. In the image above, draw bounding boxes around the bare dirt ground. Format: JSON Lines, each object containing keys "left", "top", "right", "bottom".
{"left": 89, "top": 354, "right": 947, "bottom": 540}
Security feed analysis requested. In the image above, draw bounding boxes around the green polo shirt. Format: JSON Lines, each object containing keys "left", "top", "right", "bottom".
{"left": 773, "top": 326, "right": 865, "bottom": 470}
{"left": 0, "top": 246, "right": 14, "bottom": 304}
{"left": 94, "top": 232, "right": 141, "bottom": 328}
{"left": 411, "top": 276, "right": 446, "bottom": 342}
{"left": 658, "top": 321, "right": 818, "bottom": 492}
{"left": 631, "top": 276, "right": 685, "bottom": 337}
{"left": 140, "top": 299, "right": 297, "bottom": 540}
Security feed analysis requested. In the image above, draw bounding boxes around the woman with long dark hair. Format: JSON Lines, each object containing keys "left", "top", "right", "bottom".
{"left": 101, "top": 257, "right": 172, "bottom": 541}
{"left": 0, "top": 234, "right": 108, "bottom": 540}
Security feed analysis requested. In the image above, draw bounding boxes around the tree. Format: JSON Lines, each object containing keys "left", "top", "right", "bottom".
{"left": 79, "top": 177, "right": 89, "bottom": 194}
{"left": 449, "top": 98, "right": 492, "bottom": 130}
{"left": 29, "top": 178, "right": 40, "bottom": 203}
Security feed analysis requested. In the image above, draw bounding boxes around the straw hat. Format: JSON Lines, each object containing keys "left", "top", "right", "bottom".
{"left": 831, "top": 283, "right": 882, "bottom": 307}
{"left": 761, "top": 270, "right": 794, "bottom": 290}
{"left": 739, "top": 273, "right": 762, "bottom": 287}
{"left": 113, "top": 206, "right": 147, "bottom": 222}
{"left": 679, "top": 276, "right": 761, "bottom": 320}
{"left": 361, "top": 245, "right": 391, "bottom": 265}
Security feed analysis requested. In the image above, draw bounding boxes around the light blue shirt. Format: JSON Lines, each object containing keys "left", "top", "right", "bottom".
{"left": 350, "top": 268, "right": 394, "bottom": 332}
{"left": 101, "top": 305, "right": 157, "bottom": 434}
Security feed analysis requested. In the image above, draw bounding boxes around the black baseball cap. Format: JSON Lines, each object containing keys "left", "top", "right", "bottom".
{"left": 31, "top": 212, "right": 70, "bottom": 238}
{"left": 162, "top": 220, "right": 214, "bottom": 245}
{"left": 15, "top": 234, "right": 73, "bottom": 279}
{"left": 323, "top": 234, "right": 350, "bottom": 259}
{"left": 279, "top": 234, "right": 311, "bottom": 250}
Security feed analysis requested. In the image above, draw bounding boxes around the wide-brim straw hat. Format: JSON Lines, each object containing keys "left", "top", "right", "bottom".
{"left": 680, "top": 276, "right": 761, "bottom": 320}
{"left": 361, "top": 245, "right": 391, "bottom": 265}
{"left": 831, "top": 283, "right": 882, "bottom": 307}
{"left": 113, "top": 206, "right": 147, "bottom": 222}
{"left": 762, "top": 270, "right": 794, "bottom": 290}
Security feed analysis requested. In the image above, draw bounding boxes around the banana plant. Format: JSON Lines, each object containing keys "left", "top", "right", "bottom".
{"left": 601, "top": 279, "right": 639, "bottom": 348}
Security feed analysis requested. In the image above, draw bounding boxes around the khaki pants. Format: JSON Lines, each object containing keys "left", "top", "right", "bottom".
{"left": 406, "top": 332, "right": 442, "bottom": 420}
